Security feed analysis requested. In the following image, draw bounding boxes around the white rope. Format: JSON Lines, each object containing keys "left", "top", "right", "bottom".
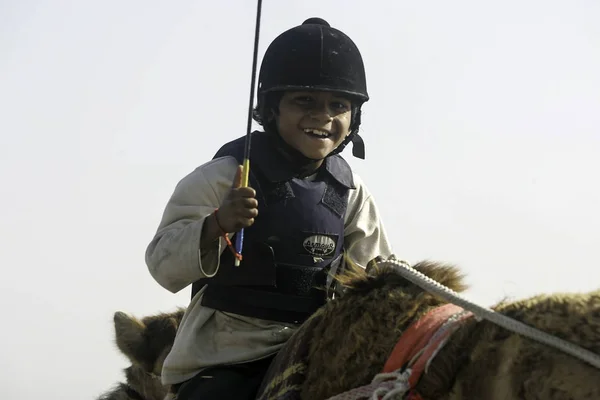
{"left": 376, "top": 259, "right": 600, "bottom": 369}
{"left": 324, "top": 368, "right": 412, "bottom": 400}
{"left": 371, "top": 369, "right": 412, "bottom": 400}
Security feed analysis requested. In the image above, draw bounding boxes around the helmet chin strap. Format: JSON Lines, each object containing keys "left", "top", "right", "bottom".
{"left": 327, "top": 132, "right": 365, "bottom": 160}
{"left": 268, "top": 128, "right": 365, "bottom": 174}
{"left": 351, "top": 133, "right": 365, "bottom": 159}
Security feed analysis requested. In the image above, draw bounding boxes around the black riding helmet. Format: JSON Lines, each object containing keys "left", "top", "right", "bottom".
{"left": 253, "top": 17, "right": 369, "bottom": 159}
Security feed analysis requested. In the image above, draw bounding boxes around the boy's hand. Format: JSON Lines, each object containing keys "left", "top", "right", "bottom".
{"left": 216, "top": 165, "right": 258, "bottom": 233}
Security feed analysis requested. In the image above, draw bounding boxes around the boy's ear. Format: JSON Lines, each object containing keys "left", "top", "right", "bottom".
{"left": 267, "top": 108, "right": 278, "bottom": 122}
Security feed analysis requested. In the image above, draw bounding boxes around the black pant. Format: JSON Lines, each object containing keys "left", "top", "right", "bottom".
{"left": 172, "top": 356, "right": 275, "bottom": 400}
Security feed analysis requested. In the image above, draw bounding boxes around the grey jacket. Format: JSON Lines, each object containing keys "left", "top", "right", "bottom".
{"left": 145, "top": 155, "right": 394, "bottom": 385}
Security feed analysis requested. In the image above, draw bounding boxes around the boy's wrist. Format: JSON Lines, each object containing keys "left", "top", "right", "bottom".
{"left": 200, "top": 212, "right": 221, "bottom": 250}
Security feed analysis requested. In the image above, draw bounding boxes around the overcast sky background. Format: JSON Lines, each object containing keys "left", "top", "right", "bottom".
{"left": 1, "top": 1, "right": 599, "bottom": 398}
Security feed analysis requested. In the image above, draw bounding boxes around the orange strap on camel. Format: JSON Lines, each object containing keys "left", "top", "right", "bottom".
{"left": 326, "top": 304, "right": 473, "bottom": 400}
{"left": 382, "top": 303, "right": 474, "bottom": 398}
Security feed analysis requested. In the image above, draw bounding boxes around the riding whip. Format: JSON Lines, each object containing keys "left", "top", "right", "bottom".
{"left": 234, "top": 0, "right": 263, "bottom": 266}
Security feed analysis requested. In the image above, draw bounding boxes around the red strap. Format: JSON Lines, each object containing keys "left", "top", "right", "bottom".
{"left": 213, "top": 208, "right": 242, "bottom": 261}
{"left": 382, "top": 304, "right": 465, "bottom": 388}
{"left": 406, "top": 392, "right": 425, "bottom": 400}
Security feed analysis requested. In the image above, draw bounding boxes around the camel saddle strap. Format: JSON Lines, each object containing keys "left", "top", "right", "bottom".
{"left": 382, "top": 304, "right": 474, "bottom": 398}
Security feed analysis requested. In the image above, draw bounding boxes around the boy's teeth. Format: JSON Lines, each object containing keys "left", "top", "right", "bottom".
{"left": 304, "top": 128, "right": 330, "bottom": 137}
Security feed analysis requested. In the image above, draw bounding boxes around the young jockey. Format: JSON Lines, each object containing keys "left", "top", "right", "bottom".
{"left": 145, "top": 17, "right": 394, "bottom": 400}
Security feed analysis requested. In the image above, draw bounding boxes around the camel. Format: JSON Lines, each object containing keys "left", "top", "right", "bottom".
{"left": 96, "top": 308, "right": 185, "bottom": 400}
{"left": 99, "top": 259, "right": 600, "bottom": 400}
{"left": 257, "top": 259, "right": 600, "bottom": 400}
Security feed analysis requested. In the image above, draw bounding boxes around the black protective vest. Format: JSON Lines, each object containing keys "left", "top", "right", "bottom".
{"left": 192, "top": 131, "right": 354, "bottom": 324}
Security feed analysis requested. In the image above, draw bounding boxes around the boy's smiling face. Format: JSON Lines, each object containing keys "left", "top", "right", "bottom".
{"left": 275, "top": 91, "right": 352, "bottom": 161}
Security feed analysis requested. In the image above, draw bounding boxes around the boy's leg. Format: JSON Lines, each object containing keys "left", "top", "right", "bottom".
{"left": 173, "top": 356, "right": 275, "bottom": 400}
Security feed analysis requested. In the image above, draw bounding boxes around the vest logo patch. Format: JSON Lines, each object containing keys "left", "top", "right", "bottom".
{"left": 303, "top": 235, "right": 336, "bottom": 257}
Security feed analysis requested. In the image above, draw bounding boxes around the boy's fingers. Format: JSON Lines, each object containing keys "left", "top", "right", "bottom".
{"left": 235, "top": 187, "right": 256, "bottom": 198}
{"left": 240, "top": 197, "right": 258, "bottom": 208}
{"left": 232, "top": 165, "right": 243, "bottom": 189}
{"left": 239, "top": 209, "right": 258, "bottom": 219}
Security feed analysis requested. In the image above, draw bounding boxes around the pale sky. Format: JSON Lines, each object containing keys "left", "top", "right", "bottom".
{"left": 1, "top": 1, "right": 599, "bottom": 399}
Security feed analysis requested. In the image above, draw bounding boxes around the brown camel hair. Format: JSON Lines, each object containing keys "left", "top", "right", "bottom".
{"left": 96, "top": 308, "right": 185, "bottom": 400}
{"left": 300, "top": 259, "right": 600, "bottom": 400}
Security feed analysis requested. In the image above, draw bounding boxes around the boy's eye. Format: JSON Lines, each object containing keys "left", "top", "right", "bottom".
{"left": 331, "top": 101, "right": 350, "bottom": 110}
{"left": 291, "top": 95, "right": 351, "bottom": 112}
{"left": 294, "top": 96, "right": 314, "bottom": 103}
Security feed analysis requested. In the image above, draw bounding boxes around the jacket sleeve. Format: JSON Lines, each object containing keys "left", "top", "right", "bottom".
{"left": 145, "top": 157, "right": 238, "bottom": 293}
{"left": 343, "top": 175, "right": 394, "bottom": 269}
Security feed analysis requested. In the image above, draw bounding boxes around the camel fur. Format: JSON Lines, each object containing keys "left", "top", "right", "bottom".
{"left": 96, "top": 308, "right": 185, "bottom": 400}
{"left": 294, "top": 259, "right": 600, "bottom": 399}
{"left": 99, "top": 259, "right": 600, "bottom": 400}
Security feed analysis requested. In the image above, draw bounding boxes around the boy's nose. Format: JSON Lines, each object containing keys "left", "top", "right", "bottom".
{"left": 308, "top": 104, "right": 333, "bottom": 122}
